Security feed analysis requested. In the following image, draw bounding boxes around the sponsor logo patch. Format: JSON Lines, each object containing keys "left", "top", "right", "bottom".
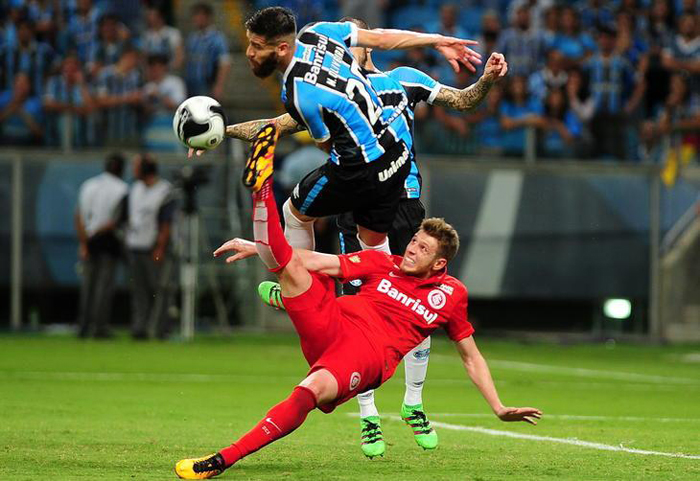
{"left": 413, "top": 348, "right": 431, "bottom": 360}
{"left": 437, "top": 283, "right": 454, "bottom": 295}
{"left": 349, "top": 255, "right": 361, "bottom": 264}
{"left": 427, "top": 289, "right": 447, "bottom": 310}
{"left": 350, "top": 279, "right": 363, "bottom": 287}
{"left": 349, "top": 372, "right": 361, "bottom": 390}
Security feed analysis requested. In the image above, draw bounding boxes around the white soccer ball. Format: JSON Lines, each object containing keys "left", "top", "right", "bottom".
{"left": 173, "top": 96, "right": 226, "bottom": 150}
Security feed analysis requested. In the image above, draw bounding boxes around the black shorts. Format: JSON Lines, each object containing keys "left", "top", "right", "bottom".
{"left": 290, "top": 141, "right": 411, "bottom": 234}
{"left": 337, "top": 198, "right": 426, "bottom": 294}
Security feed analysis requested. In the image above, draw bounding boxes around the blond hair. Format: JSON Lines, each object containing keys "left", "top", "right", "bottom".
{"left": 420, "top": 217, "right": 460, "bottom": 262}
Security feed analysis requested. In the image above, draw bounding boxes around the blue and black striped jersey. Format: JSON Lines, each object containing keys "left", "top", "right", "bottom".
{"left": 281, "top": 21, "right": 413, "bottom": 168}
{"left": 367, "top": 66, "right": 442, "bottom": 199}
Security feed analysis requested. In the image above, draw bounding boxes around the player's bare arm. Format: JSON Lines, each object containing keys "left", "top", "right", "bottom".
{"left": 433, "top": 53, "right": 508, "bottom": 111}
{"left": 188, "top": 114, "right": 303, "bottom": 157}
{"left": 225, "top": 114, "right": 303, "bottom": 142}
{"left": 455, "top": 336, "right": 542, "bottom": 425}
{"left": 214, "top": 238, "right": 342, "bottom": 276}
{"left": 356, "top": 28, "right": 482, "bottom": 73}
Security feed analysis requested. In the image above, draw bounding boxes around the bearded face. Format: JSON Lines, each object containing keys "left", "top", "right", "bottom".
{"left": 249, "top": 50, "right": 280, "bottom": 78}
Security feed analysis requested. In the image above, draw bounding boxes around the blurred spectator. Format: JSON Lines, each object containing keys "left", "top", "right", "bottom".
{"left": 275, "top": 0, "right": 325, "bottom": 28}
{"left": 552, "top": 6, "right": 597, "bottom": 68}
{"left": 95, "top": 45, "right": 143, "bottom": 146}
{"left": 142, "top": 54, "right": 186, "bottom": 152}
{"left": 577, "top": 0, "right": 614, "bottom": 31}
{"left": 87, "top": 13, "right": 131, "bottom": 78}
{"left": 0, "top": 73, "right": 44, "bottom": 144}
{"left": 184, "top": 2, "right": 230, "bottom": 100}
{"left": 74, "top": 152, "right": 128, "bottom": 339}
{"left": 662, "top": 14, "right": 700, "bottom": 101}
{"left": 62, "top": 0, "right": 102, "bottom": 64}
{"left": 1, "top": 4, "right": 24, "bottom": 48}
{"left": 389, "top": 47, "right": 437, "bottom": 79}
{"left": 540, "top": 88, "right": 582, "bottom": 158}
{"left": 584, "top": 24, "right": 645, "bottom": 159}
{"left": 27, "top": 0, "right": 58, "bottom": 45}
{"left": 657, "top": 73, "right": 700, "bottom": 147}
{"left": 615, "top": 10, "right": 649, "bottom": 67}
{"left": 542, "top": 5, "right": 559, "bottom": 47}
{"left": 142, "top": 6, "right": 183, "bottom": 70}
{"left": 647, "top": 0, "right": 675, "bottom": 47}
{"left": 126, "top": 153, "right": 177, "bottom": 340}
{"left": 507, "top": 0, "right": 554, "bottom": 32}
{"left": 43, "top": 53, "right": 96, "bottom": 147}
{"left": 477, "top": 10, "right": 502, "bottom": 61}
{"left": 0, "top": 18, "right": 56, "bottom": 99}
{"left": 496, "top": 5, "right": 547, "bottom": 77}
{"left": 431, "top": 4, "right": 470, "bottom": 84}
{"left": 465, "top": 83, "right": 505, "bottom": 155}
{"left": 529, "top": 48, "right": 568, "bottom": 102}
{"left": 277, "top": 132, "right": 327, "bottom": 194}
{"left": 566, "top": 68, "right": 595, "bottom": 153}
{"left": 500, "top": 75, "right": 545, "bottom": 157}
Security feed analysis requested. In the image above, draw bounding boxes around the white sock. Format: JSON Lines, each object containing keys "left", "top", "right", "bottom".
{"left": 357, "top": 235, "right": 391, "bottom": 254}
{"left": 403, "top": 336, "right": 431, "bottom": 406}
{"left": 283, "top": 199, "right": 315, "bottom": 249}
{"left": 357, "top": 390, "right": 379, "bottom": 418}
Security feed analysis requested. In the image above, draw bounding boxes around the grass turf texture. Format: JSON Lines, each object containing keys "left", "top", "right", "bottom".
{"left": 1, "top": 334, "right": 699, "bottom": 480}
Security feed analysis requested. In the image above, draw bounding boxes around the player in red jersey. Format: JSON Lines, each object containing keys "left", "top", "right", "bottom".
{"left": 175, "top": 125, "right": 542, "bottom": 479}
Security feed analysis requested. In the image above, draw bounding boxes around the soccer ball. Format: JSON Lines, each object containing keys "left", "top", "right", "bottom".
{"left": 173, "top": 96, "right": 227, "bottom": 150}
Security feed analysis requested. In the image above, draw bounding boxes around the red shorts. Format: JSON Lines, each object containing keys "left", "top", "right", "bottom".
{"left": 284, "top": 273, "right": 385, "bottom": 413}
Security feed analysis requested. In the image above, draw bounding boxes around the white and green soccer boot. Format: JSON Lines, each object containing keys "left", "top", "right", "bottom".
{"left": 360, "top": 416, "right": 385, "bottom": 458}
{"left": 401, "top": 403, "right": 438, "bottom": 450}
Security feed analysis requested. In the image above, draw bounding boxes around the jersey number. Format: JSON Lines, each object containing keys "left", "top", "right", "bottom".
{"left": 346, "top": 78, "right": 382, "bottom": 126}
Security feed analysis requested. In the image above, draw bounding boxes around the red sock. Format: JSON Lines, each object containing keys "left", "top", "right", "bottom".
{"left": 252, "top": 179, "right": 293, "bottom": 272}
{"left": 219, "top": 386, "right": 317, "bottom": 466}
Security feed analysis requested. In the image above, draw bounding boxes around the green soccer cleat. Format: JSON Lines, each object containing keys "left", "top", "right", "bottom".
{"left": 360, "top": 416, "right": 386, "bottom": 458}
{"left": 401, "top": 403, "right": 438, "bottom": 450}
{"left": 258, "top": 281, "right": 286, "bottom": 310}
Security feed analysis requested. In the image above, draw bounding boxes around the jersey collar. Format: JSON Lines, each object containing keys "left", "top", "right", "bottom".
{"left": 282, "top": 43, "right": 302, "bottom": 84}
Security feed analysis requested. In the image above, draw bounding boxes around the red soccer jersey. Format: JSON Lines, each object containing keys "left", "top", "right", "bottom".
{"left": 336, "top": 250, "right": 473, "bottom": 381}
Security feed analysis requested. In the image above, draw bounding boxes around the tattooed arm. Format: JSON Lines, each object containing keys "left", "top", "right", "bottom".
{"left": 225, "top": 113, "right": 304, "bottom": 142}
{"left": 432, "top": 52, "right": 508, "bottom": 112}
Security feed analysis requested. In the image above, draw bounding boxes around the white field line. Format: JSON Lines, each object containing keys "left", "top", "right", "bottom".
{"left": 354, "top": 414, "right": 700, "bottom": 460}
{"left": 426, "top": 413, "right": 700, "bottom": 423}
{"left": 429, "top": 354, "right": 700, "bottom": 385}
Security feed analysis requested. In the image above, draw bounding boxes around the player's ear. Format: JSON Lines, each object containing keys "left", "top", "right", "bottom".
{"left": 432, "top": 257, "right": 447, "bottom": 272}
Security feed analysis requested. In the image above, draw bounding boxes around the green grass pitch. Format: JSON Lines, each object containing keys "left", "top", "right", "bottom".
{"left": 1, "top": 333, "right": 699, "bottom": 480}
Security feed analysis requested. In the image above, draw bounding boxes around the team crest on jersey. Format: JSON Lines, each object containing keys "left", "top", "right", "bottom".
{"left": 349, "top": 255, "right": 361, "bottom": 264}
{"left": 437, "top": 283, "right": 454, "bottom": 295}
{"left": 427, "top": 289, "right": 447, "bottom": 310}
{"left": 349, "top": 372, "right": 361, "bottom": 390}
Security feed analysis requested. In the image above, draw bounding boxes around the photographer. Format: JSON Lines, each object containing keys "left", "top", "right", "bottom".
{"left": 126, "top": 154, "right": 177, "bottom": 340}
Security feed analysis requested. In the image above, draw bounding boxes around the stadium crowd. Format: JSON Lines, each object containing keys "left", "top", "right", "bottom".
{"left": 0, "top": 0, "right": 230, "bottom": 151}
{"left": 2, "top": 0, "right": 699, "bottom": 161}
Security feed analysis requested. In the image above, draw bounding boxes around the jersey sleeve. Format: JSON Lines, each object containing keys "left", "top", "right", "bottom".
{"left": 337, "top": 250, "right": 394, "bottom": 283}
{"left": 443, "top": 286, "right": 474, "bottom": 342}
{"left": 388, "top": 66, "right": 442, "bottom": 105}
{"left": 305, "top": 21, "right": 358, "bottom": 48}
{"left": 289, "top": 82, "right": 332, "bottom": 142}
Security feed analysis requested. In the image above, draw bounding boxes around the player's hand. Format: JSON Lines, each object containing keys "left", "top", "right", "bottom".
{"left": 214, "top": 237, "right": 258, "bottom": 263}
{"left": 496, "top": 406, "right": 542, "bottom": 425}
{"left": 435, "top": 36, "right": 482, "bottom": 73}
{"left": 187, "top": 148, "right": 206, "bottom": 158}
{"left": 481, "top": 52, "right": 508, "bottom": 83}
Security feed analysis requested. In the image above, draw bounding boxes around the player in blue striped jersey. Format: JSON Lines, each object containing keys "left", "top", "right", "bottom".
{"left": 240, "top": 7, "right": 480, "bottom": 256}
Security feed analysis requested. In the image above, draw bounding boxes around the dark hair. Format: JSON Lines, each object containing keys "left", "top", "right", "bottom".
{"left": 245, "top": 7, "right": 296, "bottom": 41}
{"left": 147, "top": 54, "right": 169, "bottom": 66}
{"left": 544, "top": 88, "right": 567, "bottom": 120}
{"left": 339, "top": 16, "right": 369, "bottom": 29}
{"left": 105, "top": 152, "right": 125, "bottom": 177}
{"left": 420, "top": 218, "right": 460, "bottom": 262}
{"left": 99, "top": 13, "right": 119, "bottom": 26}
{"left": 16, "top": 17, "right": 35, "bottom": 31}
{"left": 191, "top": 2, "right": 213, "bottom": 16}
{"left": 137, "top": 153, "right": 158, "bottom": 177}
